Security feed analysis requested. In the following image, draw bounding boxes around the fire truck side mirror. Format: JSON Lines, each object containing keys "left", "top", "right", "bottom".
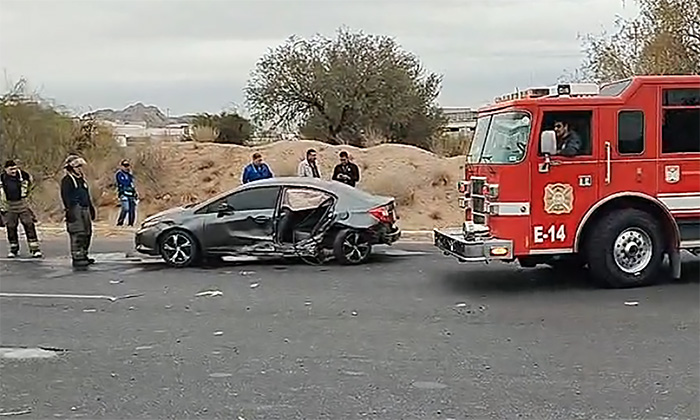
{"left": 539, "top": 131, "right": 557, "bottom": 173}
{"left": 540, "top": 131, "right": 557, "bottom": 155}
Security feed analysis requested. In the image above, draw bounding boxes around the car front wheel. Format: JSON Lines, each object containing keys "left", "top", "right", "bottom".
{"left": 159, "top": 229, "right": 199, "bottom": 268}
{"left": 333, "top": 229, "right": 372, "bottom": 265}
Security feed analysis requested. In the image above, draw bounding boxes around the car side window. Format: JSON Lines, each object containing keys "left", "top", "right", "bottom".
{"left": 226, "top": 186, "right": 280, "bottom": 211}
{"left": 282, "top": 188, "right": 333, "bottom": 211}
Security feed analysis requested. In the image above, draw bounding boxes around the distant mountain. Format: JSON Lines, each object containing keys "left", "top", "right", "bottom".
{"left": 84, "top": 103, "right": 195, "bottom": 127}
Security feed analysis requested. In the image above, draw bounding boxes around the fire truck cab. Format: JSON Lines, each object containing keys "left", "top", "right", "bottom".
{"left": 434, "top": 75, "right": 700, "bottom": 288}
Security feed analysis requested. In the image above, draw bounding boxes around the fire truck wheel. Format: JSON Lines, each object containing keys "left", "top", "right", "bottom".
{"left": 585, "top": 209, "right": 664, "bottom": 288}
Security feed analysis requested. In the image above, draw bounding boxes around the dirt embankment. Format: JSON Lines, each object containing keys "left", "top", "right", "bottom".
{"left": 97, "top": 140, "right": 466, "bottom": 231}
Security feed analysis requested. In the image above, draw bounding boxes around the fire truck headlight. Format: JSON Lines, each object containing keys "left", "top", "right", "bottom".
{"left": 490, "top": 246, "right": 509, "bottom": 257}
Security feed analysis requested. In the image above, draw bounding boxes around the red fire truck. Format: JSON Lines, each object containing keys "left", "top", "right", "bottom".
{"left": 434, "top": 75, "right": 700, "bottom": 288}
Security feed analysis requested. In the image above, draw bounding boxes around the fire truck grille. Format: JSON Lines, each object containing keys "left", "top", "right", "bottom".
{"left": 471, "top": 178, "right": 485, "bottom": 196}
{"left": 473, "top": 213, "right": 487, "bottom": 225}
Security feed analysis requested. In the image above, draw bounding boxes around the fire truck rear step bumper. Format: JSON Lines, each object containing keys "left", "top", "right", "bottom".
{"left": 433, "top": 228, "right": 514, "bottom": 263}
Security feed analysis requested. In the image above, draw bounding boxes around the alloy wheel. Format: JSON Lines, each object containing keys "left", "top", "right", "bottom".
{"left": 342, "top": 231, "right": 371, "bottom": 263}
{"left": 161, "top": 233, "right": 193, "bottom": 265}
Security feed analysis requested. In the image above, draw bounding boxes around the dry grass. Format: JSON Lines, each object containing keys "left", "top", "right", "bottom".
{"left": 364, "top": 176, "right": 416, "bottom": 207}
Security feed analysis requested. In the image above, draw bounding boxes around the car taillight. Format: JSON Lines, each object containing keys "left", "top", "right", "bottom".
{"left": 370, "top": 204, "right": 395, "bottom": 224}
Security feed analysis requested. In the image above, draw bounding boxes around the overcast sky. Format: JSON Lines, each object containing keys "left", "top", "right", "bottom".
{"left": 0, "top": 0, "right": 636, "bottom": 116}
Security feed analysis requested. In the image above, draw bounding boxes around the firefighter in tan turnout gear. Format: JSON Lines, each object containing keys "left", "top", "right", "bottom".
{"left": 0, "top": 160, "right": 43, "bottom": 258}
{"left": 60, "top": 155, "right": 96, "bottom": 268}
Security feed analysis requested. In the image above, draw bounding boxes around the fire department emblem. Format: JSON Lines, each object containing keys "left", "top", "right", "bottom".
{"left": 544, "top": 183, "right": 574, "bottom": 215}
{"left": 665, "top": 165, "right": 680, "bottom": 184}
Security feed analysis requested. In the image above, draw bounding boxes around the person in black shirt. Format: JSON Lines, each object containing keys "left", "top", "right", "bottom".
{"left": 60, "top": 155, "right": 96, "bottom": 268}
{"left": 331, "top": 151, "right": 360, "bottom": 187}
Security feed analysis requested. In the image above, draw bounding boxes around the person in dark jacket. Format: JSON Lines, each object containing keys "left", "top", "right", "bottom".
{"left": 331, "top": 151, "right": 360, "bottom": 187}
{"left": 0, "top": 160, "right": 42, "bottom": 258}
{"left": 60, "top": 155, "right": 96, "bottom": 268}
{"left": 242, "top": 153, "right": 274, "bottom": 184}
{"left": 115, "top": 159, "right": 138, "bottom": 226}
{"left": 553, "top": 120, "right": 583, "bottom": 157}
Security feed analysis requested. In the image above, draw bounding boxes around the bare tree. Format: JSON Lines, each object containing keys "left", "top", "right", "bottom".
{"left": 579, "top": 0, "right": 699, "bottom": 82}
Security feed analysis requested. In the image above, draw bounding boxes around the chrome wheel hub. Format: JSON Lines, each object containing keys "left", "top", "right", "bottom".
{"left": 162, "top": 233, "right": 192, "bottom": 264}
{"left": 613, "top": 228, "right": 652, "bottom": 274}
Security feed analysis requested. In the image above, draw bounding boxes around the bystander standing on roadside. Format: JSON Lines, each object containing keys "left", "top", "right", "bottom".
{"left": 115, "top": 159, "right": 138, "bottom": 227}
{"left": 0, "top": 160, "right": 43, "bottom": 258}
{"left": 298, "top": 149, "right": 321, "bottom": 178}
{"left": 61, "top": 155, "right": 96, "bottom": 269}
{"left": 242, "top": 152, "right": 274, "bottom": 184}
{"left": 331, "top": 151, "right": 360, "bottom": 187}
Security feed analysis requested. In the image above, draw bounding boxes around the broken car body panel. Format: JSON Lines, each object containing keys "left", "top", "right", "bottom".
{"left": 135, "top": 177, "right": 400, "bottom": 262}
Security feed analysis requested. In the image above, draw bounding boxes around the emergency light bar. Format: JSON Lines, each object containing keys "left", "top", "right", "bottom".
{"left": 494, "top": 83, "right": 600, "bottom": 103}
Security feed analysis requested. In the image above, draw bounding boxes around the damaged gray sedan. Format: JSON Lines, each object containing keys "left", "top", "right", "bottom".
{"left": 135, "top": 177, "right": 401, "bottom": 268}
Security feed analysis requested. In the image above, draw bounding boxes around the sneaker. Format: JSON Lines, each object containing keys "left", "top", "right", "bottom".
{"left": 31, "top": 250, "right": 43, "bottom": 258}
{"left": 87, "top": 257, "right": 96, "bottom": 265}
{"left": 7, "top": 251, "right": 18, "bottom": 259}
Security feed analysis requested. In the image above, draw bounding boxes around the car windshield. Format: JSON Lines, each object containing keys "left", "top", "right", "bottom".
{"left": 467, "top": 111, "right": 531, "bottom": 164}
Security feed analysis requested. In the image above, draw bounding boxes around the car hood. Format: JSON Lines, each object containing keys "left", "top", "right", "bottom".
{"left": 143, "top": 206, "right": 190, "bottom": 223}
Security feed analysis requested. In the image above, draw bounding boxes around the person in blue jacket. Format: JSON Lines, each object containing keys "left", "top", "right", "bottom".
{"left": 115, "top": 159, "right": 138, "bottom": 227}
{"left": 242, "top": 152, "right": 274, "bottom": 184}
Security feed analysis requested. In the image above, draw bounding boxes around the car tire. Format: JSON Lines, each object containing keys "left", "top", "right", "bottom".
{"left": 159, "top": 229, "right": 200, "bottom": 268}
{"left": 585, "top": 209, "right": 665, "bottom": 288}
{"left": 333, "top": 229, "right": 372, "bottom": 265}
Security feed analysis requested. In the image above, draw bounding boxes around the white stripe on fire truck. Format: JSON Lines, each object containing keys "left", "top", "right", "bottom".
{"left": 658, "top": 195, "right": 700, "bottom": 211}
{"left": 491, "top": 202, "right": 530, "bottom": 216}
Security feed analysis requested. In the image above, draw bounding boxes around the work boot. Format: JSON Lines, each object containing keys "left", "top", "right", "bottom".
{"left": 72, "top": 258, "right": 89, "bottom": 269}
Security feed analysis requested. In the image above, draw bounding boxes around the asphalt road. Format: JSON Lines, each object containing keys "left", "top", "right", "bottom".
{"left": 0, "top": 238, "right": 698, "bottom": 420}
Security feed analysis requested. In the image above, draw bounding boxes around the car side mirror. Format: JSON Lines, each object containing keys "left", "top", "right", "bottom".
{"left": 217, "top": 202, "right": 234, "bottom": 217}
{"left": 539, "top": 130, "right": 558, "bottom": 173}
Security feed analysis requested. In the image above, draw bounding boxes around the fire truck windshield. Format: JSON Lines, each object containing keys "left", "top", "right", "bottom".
{"left": 467, "top": 111, "right": 531, "bottom": 164}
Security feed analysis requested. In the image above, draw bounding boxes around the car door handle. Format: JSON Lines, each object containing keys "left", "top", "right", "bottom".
{"left": 252, "top": 215, "right": 270, "bottom": 224}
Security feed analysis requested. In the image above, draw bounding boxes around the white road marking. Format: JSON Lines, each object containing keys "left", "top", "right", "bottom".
{"left": 0, "top": 292, "right": 143, "bottom": 301}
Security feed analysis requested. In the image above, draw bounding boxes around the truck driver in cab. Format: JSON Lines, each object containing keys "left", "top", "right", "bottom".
{"left": 553, "top": 120, "right": 583, "bottom": 157}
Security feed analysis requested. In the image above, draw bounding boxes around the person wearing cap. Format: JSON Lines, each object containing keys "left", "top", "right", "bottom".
{"left": 242, "top": 152, "right": 274, "bottom": 184}
{"left": 115, "top": 159, "right": 138, "bottom": 226}
{"left": 0, "top": 160, "right": 43, "bottom": 258}
{"left": 60, "top": 155, "right": 96, "bottom": 268}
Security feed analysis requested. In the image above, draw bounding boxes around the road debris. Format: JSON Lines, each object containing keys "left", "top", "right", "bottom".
{"left": 250, "top": 282, "right": 260, "bottom": 289}
{"left": 239, "top": 270, "right": 255, "bottom": 276}
{"left": 213, "top": 331, "right": 223, "bottom": 336}
{"left": 195, "top": 290, "right": 223, "bottom": 298}
{"left": 0, "top": 409, "right": 32, "bottom": 417}
{"left": 351, "top": 310, "right": 358, "bottom": 316}
{"left": 109, "top": 280, "right": 123, "bottom": 284}
{"left": 455, "top": 302, "right": 467, "bottom": 308}
{"left": 82, "top": 308, "right": 97, "bottom": 313}
{"left": 624, "top": 301, "right": 639, "bottom": 306}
